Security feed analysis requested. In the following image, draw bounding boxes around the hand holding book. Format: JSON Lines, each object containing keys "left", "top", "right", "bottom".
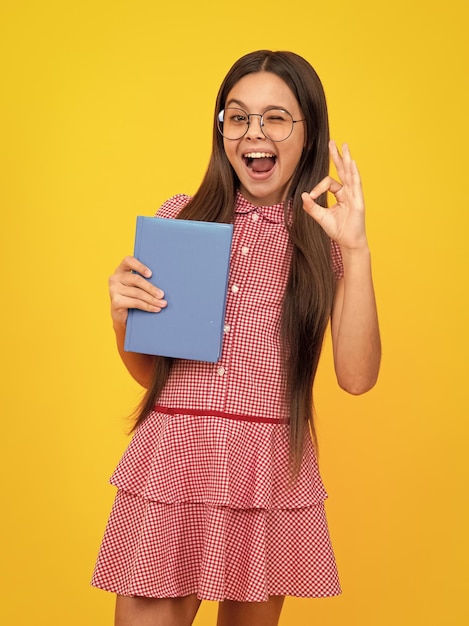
{"left": 109, "top": 255, "right": 168, "bottom": 329}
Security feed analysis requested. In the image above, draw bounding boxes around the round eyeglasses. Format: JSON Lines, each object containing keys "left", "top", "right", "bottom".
{"left": 217, "top": 107, "right": 305, "bottom": 142}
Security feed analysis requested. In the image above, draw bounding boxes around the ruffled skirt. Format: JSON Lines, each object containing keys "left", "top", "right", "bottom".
{"left": 91, "top": 408, "right": 341, "bottom": 601}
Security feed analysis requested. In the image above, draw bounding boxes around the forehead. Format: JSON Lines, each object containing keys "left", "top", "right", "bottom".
{"left": 225, "top": 71, "right": 300, "bottom": 113}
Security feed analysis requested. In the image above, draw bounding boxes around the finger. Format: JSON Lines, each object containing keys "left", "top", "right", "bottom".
{"left": 341, "top": 143, "right": 355, "bottom": 187}
{"left": 336, "top": 142, "right": 361, "bottom": 191}
{"left": 340, "top": 145, "right": 364, "bottom": 201}
{"left": 110, "top": 270, "right": 165, "bottom": 299}
{"left": 308, "top": 175, "right": 342, "bottom": 201}
{"left": 330, "top": 140, "right": 358, "bottom": 188}
{"left": 125, "top": 274, "right": 165, "bottom": 299}
{"left": 350, "top": 156, "right": 362, "bottom": 187}
{"left": 125, "top": 292, "right": 168, "bottom": 313}
{"left": 115, "top": 255, "right": 153, "bottom": 279}
{"left": 113, "top": 296, "right": 166, "bottom": 314}
{"left": 301, "top": 192, "right": 329, "bottom": 225}
{"left": 120, "top": 284, "right": 167, "bottom": 307}
{"left": 111, "top": 287, "right": 167, "bottom": 313}
{"left": 111, "top": 256, "right": 164, "bottom": 298}
{"left": 329, "top": 140, "right": 346, "bottom": 182}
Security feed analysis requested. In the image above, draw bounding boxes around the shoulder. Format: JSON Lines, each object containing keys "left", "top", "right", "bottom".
{"left": 155, "top": 194, "right": 192, "bottom": 219}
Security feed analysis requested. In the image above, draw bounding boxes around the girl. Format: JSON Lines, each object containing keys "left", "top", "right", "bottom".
{"left": 92, "top": 50, "right": 381, "bottom": 626}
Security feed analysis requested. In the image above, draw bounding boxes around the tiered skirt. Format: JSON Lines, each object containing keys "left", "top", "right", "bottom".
{"left": 91, "top": 408, "right": 341, "bottom": 601}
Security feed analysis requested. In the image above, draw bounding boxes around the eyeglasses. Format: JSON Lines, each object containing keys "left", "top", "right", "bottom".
{"left": 217, "top": 107, "right": 305, "bottom": 142}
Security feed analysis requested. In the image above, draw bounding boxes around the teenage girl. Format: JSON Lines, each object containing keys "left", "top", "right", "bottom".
{"left": 92, "top": 50, "right": 381, "bottom": 626}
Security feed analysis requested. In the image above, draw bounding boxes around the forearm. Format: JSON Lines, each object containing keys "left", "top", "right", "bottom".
{"left": 113, "top": 321, "right": 156, "bottom": 388}
{"left": 331, "top": 247, "right": 381, "bottom": 394}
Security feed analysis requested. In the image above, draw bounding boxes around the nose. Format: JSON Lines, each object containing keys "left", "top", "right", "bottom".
{"left": 245, "top": 113, "right": 264, "bottom": 139}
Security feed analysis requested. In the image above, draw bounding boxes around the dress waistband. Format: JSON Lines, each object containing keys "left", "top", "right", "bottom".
{"left": 154, "top": 405, "right": 287, "bottom": 425}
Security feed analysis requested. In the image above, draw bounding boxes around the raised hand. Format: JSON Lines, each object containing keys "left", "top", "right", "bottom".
{"left": 301, "top": 141, "right": 368, "bottom": 251}
{"left": 109, "top": 256, "right": 167, "bottom": 328}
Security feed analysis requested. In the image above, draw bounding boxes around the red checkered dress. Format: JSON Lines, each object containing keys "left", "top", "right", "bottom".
{"left": 92, "top": 193, "right": 344, "bottom": 601}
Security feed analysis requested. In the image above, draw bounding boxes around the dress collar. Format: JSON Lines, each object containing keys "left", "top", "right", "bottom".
{"left": 234, "top": 191, "right": 290, "bottom": 224}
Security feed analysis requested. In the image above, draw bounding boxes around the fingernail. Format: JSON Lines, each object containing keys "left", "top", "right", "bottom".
{"left": 144, "top": 269, "right": 152, "bottom": 278}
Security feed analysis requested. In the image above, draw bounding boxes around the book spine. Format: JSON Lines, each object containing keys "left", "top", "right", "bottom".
{"left": 123, "top": 216, "right": 143, "bottom": 352}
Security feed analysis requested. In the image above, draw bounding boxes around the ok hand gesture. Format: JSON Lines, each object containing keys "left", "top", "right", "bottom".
{"left": 302, "top": 141, "right": 368, "bottom": 251}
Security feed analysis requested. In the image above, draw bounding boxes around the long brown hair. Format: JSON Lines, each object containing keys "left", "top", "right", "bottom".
{"left": 132, "top": 51, "right": 336, "bottom": 473}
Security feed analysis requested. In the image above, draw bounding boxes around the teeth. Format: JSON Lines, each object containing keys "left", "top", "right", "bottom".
{"left": 244, "top": 152, "right": 275, "bottom": 159}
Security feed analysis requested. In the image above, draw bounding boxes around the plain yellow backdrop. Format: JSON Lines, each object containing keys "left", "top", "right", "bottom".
{"left": 1, "top": 1, "right": 468, "bottom": 624}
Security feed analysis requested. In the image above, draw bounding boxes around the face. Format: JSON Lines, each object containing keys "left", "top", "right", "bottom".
{"left": 222, "top": 71, "right": 306, "bottom": 206}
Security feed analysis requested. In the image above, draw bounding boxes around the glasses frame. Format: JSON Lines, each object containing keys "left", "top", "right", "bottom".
{"left": 217, "top": 106, "right": 306, "bottom": 142}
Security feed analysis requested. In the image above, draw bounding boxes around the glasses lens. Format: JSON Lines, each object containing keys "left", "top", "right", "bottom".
{"left": 261, "top": 109, "right": 294, "bottom": 141}
{"left": 217, "top": 108, "right": 248, "bottom": 140}
{"left": 217, "top": 108, "right": 295, "bottom": 141}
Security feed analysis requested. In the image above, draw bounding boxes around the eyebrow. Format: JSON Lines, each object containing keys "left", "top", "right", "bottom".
{"left": 225, "top": 98, "right": 288, "bottom": 111}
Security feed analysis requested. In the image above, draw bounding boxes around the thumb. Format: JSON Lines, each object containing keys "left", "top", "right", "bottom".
{"left": 301, "top": 191, "right": 327, "bottom": 225}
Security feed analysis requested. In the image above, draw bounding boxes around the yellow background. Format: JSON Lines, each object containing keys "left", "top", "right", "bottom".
{"left": 1, "top": 1, "right": 468, "bottom": 624}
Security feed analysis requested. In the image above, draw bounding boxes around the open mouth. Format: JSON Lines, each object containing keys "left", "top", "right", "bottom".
{"left": 243, "top": 152, "right": 277, "bottom": 173}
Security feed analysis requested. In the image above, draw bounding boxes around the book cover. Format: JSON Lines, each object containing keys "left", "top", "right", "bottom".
{"left": 124, "top": 216, "right": 233, "bottom": 362}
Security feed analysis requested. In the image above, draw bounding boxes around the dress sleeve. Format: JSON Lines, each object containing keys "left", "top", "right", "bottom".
{"left": 155, "top": 194, "right": 192, "bottom": 219}
{"left": 330, "top": 240, "right": 344, "bottom": 280}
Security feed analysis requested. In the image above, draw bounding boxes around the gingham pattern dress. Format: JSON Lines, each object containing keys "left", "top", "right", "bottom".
{"left": 92, "top": 193, "right": 344, "bottom": 601}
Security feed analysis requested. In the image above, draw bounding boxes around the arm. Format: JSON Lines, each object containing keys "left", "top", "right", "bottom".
{"left": 109, "top": 255, "right": 168, "bottom": 388}
{"left": 330, "top": 252, "right": 380, "bottom": 394}
{"left": 302, "top": 141, "right": 381, "bottom": 394}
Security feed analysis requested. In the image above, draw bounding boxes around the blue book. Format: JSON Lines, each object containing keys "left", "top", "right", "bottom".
{"left": 124, "top": 216, "right": 233, "bottom": 362}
